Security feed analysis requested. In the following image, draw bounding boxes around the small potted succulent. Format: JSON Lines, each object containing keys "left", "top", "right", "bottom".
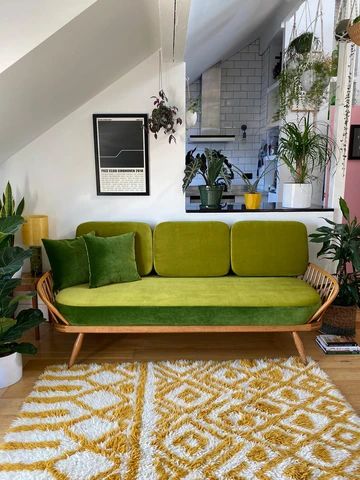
{"left": 0, "top": 215, "right": 44, "bottom": 388}
{"left": 309, "top": 197, "right": 359, "bottom": 336}
{"left": 182, "top": 148, "right": 233, "bottom": 209}
{"left": 147, "top": 90, "right": 182, "bottom": 144}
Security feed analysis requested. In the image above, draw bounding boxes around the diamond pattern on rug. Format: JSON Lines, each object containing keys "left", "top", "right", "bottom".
{"left": 0, "top": 358, "right": 359, "bottom": 479}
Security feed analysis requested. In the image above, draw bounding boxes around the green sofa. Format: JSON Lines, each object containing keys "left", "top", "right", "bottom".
{"left": 37, "top": 221, "right": 338, "bottom": 367}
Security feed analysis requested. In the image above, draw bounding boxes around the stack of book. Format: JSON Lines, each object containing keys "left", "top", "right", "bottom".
{"left": 316, "top": 335, "right": 360, "bottom": 355}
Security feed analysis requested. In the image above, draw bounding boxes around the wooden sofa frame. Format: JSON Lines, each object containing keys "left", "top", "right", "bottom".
{"left": 37, "top": 263, "right": 339, "bottom": 368}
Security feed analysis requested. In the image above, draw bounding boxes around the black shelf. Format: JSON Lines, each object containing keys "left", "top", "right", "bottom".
{"left": 186, "top": 202, "right": 334, "bottom": 213}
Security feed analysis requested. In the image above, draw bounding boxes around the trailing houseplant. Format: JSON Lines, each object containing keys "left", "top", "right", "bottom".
{"left": 147, "top": 90, "right": 182, "bottom": 144}
{"left": 0, "top": 215, "right": 44, "bottom": 388}
{"left": 182, "top": 148, "right": 233, "bottom": 209}
{"left": 278, "top": 116, "right": 334, "bottom": 208}
{"left": 309, "top": 197, "right": 360, "bottom": 335}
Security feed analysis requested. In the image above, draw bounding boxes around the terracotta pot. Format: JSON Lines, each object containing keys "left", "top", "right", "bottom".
{"left": 244, "top": 192, "right": 262, "bottom": 210}
{"left": 321, "top": 305, "right": 357, "bottom": 337}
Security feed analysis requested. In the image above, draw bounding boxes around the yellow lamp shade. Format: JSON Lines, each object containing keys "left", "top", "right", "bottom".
{"left": 22, "top": 215, "right": 49, "bottom": 246}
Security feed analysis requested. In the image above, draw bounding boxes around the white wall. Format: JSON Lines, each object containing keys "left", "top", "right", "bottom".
{"left": 0, "top": 51, "right": 334, "bottom": 269}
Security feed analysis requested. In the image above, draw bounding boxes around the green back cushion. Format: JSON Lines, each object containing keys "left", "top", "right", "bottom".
{"left": 76, "top": 222, "right": 152, "bottom": 276}
{"left": 231, "top": 221, "right": 308, "bottom": 276}
{"left": 154, "top": 221, "right": 230, "bottom": 277}
{"left": 84, "top": 233, "right": 140, "bottom": 288}
{"left": 43, "top": 232, "right": 94, "bottom": 291}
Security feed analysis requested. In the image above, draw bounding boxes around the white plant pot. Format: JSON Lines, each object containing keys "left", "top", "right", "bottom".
{"left": 12, "top": 266, "right": 23, "bottom": 279}
{"left": 282, "top": 183, "right": 312, "bottom": 208}
{"left": 186, "top": 110, "right": 197, "bottom": 128}
{"left": 0, "top": 352, "right": 23, "bottom": 388}
{"left": 300, "top": 70, "right": 315, "bottom": 92}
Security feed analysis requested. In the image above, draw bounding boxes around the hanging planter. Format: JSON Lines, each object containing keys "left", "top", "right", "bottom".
{"left": 147, "top": 90, "right": 182, "bottom": 144}
{"left": 300, "top": 69, "right": 315, "bottom": 92}
{"left": 185, "top": 97, "right": 200, "bottom": 128}
{"left": 347, "top": 16, "right": 360, "bottom": 46}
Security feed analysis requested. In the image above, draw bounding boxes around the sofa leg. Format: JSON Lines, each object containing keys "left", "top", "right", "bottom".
{"left": 292, "top": 332, "right": 307, "bottom": 365}
{"left": 68, "top": 333, "right": 84, "bottom": 368}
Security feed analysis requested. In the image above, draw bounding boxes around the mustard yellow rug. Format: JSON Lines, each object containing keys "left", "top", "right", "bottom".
{"left": 0, "top": 358, "right": 360, "bottom": 479}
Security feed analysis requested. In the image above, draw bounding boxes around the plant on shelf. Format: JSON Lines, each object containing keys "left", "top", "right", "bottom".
{"left": 232, "top": 163, "right": 275, "bottom": 210}
{"left": 0, "top": 215, "right": 44, "bottom": 388}
{"left": 182, "top": 148, "right": 233, "bottom": 209}
{"left": 278, "top": 116, "right": 334, "bottom": 208}
{"left": 147, "top": 90, "right": 182, "bottom": 144}
{"left": 309, "top": 197, "right": 360, "bottom": 335}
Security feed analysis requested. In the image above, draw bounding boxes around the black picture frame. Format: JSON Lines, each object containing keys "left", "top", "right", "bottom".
{"left": 93, "top": 114, "right": 149, "bottom": 195}
{"left": 348, "top": 125, "right": 360, "bottom": 160}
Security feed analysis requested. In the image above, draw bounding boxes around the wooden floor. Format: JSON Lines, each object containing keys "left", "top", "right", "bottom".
{"left": 1, "top": 323, "right": 359, "bottom": 439}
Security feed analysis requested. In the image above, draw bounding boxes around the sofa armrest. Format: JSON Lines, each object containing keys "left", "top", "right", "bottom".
{"left": 301, "top": 263, "right": 339, "bottom": 323}
{"left": 37, "top": 272, "right": 69, "bottom": 326}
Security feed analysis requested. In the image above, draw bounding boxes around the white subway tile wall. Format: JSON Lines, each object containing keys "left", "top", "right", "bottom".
{"left": 187, "top": 40, "right": 268, "bottom": 186}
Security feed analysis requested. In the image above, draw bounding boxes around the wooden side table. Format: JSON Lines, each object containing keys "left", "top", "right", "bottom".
{"left": 14, "top": 273, "right": 41, "bottom": 340}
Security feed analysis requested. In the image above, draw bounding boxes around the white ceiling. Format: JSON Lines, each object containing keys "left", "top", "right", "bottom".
{"left": 185, "top": 0, "right": 301, "bottom": 81}
{"left": 0, "top": 0, "right": 160, "bottom": 163}
{"left": 0, "top": 0, "right": 97, "bottom": 73}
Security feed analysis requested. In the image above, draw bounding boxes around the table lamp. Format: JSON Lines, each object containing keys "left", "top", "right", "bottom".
{"left": 22, "top": 215, "right": 49, "bottom": 277}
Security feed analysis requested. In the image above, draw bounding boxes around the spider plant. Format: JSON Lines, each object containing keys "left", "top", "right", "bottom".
{"left": 278, "top": 116, "right": 334, "bottom": 184}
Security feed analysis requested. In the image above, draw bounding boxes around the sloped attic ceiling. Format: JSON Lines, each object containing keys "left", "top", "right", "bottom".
{"left": 0, "top": 0, "right": 160, "bottom": 164}
{"left": 185, "top": 0, "right": 302, "bottom": 81}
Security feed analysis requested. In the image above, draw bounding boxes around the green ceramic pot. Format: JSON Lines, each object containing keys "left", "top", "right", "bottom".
{"left": 198, "top": 185, "right": 224, "bottom": 209}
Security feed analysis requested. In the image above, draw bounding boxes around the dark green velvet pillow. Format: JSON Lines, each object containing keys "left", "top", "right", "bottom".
{"left": 84, "top": 232, "right": 140, "bottom": 288}
{"left": 43, "top": 232, "right": 94, "bottom": 291}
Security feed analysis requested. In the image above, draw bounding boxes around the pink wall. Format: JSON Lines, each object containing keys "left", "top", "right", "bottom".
{"left": 345, "top": 106, "right": 360, "bottom": 220}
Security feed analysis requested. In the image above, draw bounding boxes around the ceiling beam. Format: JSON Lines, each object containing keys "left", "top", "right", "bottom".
{"left": 159, "top": 0, "right": 191, "bottom": 62}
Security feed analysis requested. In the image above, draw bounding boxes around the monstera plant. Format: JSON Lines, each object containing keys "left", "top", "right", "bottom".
{"left": 0, "top": 215, "right": 44, "bottom": 387}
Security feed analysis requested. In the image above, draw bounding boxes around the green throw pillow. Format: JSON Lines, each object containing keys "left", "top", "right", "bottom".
{"left": 43, "top": 232, "right": 94, "bottom": 291}
{"left": 84, "top": 232, "right": 140, "bottom": 288}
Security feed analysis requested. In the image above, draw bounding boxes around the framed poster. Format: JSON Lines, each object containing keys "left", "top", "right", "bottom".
{"left": 93, "top": 114, "right": 149, "bottom": 195}
{"left": 348, "top": 125, "right": 360, "bottom": 160}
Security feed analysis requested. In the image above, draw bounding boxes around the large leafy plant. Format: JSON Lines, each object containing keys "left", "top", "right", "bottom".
{"left": 0, "top": 216, "right": 44, "bottom": 357}
{"left": 182, "top": 148, "right": 234, "bottom": 191}
{"left": 278, "top": 116, "right": 334, "bottom": 183}
{"left": 309, "top": 197, "right": 360, "bottom": 306}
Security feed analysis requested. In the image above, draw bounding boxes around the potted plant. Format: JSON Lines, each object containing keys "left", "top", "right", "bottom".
{"left": 147, "top": 90, "right": 182, "bottom": 144}
{"left": 232, "top": 163, "right": 275, "bottom": 210}
{"left": 0, "top": 215, "right": 44, "bottom": 388}
{"left": 0, "top": 182, "right": 25, "bottom": 278}
{"left": 182, "top": 148, "right": 233, "bottom": 209}
{"left": 186, "top": 97, "right": 200, "bottom": 128}
{"left": 278, "top": 116, "right": 334, "bottom": 208}
{"left": 309, "top": 197, "right": 359, "bottom": 336}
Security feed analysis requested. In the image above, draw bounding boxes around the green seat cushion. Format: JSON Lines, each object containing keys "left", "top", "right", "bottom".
{"left": 55, "top": 277, "right": 321, "bottom": 326}
{"left": 76, "top": 222, "right": 152, "bottom": 276}
{"left": 154, "top": 222, "right": 230, "bottom": 277}
{"left": 84, "top": 233, "right": 140, "bottom": 288}
{"left": 43, "top": 232, "right": 94, "bottom": 291}
{"left": 231, "top": 221, "right": 309, "bottom": 277}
